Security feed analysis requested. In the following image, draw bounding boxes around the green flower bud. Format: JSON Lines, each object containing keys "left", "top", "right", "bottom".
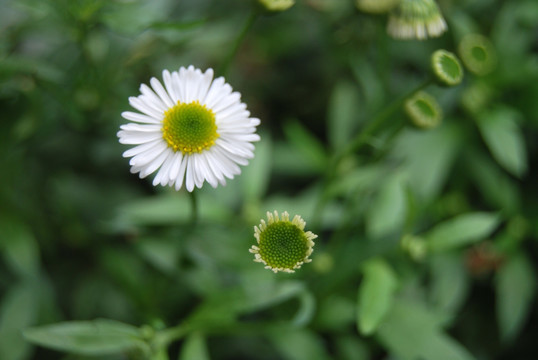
{"left": 258, "top": 0, "right": 295, "bottom": 12}
{"left": 356, "top": 0, "right": 400, "bottom": 14}
{"left": 249, "top": 211, "right": 317, "bottom": 273}
{"left": 387, "top": 0, "right": 447, "bottom": 40}
{"left": 404, "top": 91, "right": 442, "bottom": 129}
{"left": 458, "top": 34, "right": 497, "bottom": 76}
{"left": 431, "top": 49, "right": 464, "bottom": 87}
{"left": 401, "top": 234, "right": 427, "bottom": 261}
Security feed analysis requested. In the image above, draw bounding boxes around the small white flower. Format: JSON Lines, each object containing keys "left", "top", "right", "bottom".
{"left": 117, "top": 65, "right": 261, "bottom": 192}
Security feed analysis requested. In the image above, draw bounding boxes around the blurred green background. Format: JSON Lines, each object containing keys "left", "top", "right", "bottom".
{"left": 1, "top": 0, "right": 537, "bottom": 359}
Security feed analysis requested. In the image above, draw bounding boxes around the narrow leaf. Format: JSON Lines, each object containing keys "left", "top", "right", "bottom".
{"left": 0, "top": 282, "right": 39, "bottom": 360}
{"left": 429, "top": 254, "right": 470, "bottom": 315}
{"left": 476, "top": 106, "right": 527, "bottom": 177}
{"left": 426, "top": 212, "right": 501, "bottom": 252}
{"left": 23, "top": 319, "right": 145, "bottom": 355}
{"left": 283, "top": 119, "right": 328, "bottom": 173}
{"left": 496, "top": 252, "right": 536, "bottom": 343}
{"left": 366, "top": 172, "right": 407, "bottom": 239}
{"left": 357, "top": 258, "right": 398, "bottom": 335}
{"left": 327, "top": 81, "right": 361, "bottom": 150}
{"left": 377, "top": 300, "right": 475, "bottom": 360}
{"left": 0, "top": 216, "right": 40, "bottom": 277}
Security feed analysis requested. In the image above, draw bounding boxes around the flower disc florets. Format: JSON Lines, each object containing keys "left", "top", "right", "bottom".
{"left": 249, "top": 211, "right": 317, "bottom": 273}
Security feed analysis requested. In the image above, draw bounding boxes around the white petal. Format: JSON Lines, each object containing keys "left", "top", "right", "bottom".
{"left": 129, "top": 142, "right": 168, "bottom": 167}
{"left": 151, "top": 77, "right": 174, "bottom": 108}
{"left": 185, "top": 156, "right": 195, "bottom": 192}
{"left": 129, "top": 97, "right": 163, "bottom": 119}
{"left": 163, "top": 70, "right": 179, "bottom": 103}
{"left": 223, "top": 133, "right": 261, "bottom": 142}
{"left": 120, "top": 123, "right": 162, "bottom": 132}
{"left": 118, "top": 131, "right": 162, "bottom": 145}
{"left": 140, "top": 84, "right": 167, "bottom": 112}
{"left": 212, "top": 92, "right": 241, "bottom": 113}
{"left": 139, "top": 149, "right": 169, "bottom": 178}
{"left": 139, "top": 94, "right": 166, "bottom": 114}
{"left": 215, "top": 138, "right": 254, "bottom": 158}
{"left": 121, "top": 111, "right": 160, "bottom": 124}
{"left": 198, "top": 153, "right": 219, "bottom": 188}
{"left": 191, "top": 155, "right": 204, "bottom": 189}
{"left": 153, "top": 151, "right": 175, "bottom": 186}
{"left": 204, "top": 77, "right": 231, "bottom": 108}
{"left": 174, "top": 156, "right": 188, "bottom": 191}
{"left": 122, "top": 139, "right": 162, "bottom": 158}
{"left": 198, "top": 68, "right": 214, "bottom": 103}
{"left": 167, "top": 151, "right": 183, "bottom": 182}
{"left": 172, "top": 71, "right": 184, "bottom": 103}
{"left": 212, "top": 146, "right": 241, "bottom": 177}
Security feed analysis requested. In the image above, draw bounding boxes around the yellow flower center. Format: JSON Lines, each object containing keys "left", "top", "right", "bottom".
{"left": 162, "top": 101, "right": 219, "bottom": 154}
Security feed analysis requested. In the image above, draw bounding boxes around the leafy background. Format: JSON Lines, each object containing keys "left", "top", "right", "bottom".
{"left": 1, "top": 0, "right": 537, "bottom": 359}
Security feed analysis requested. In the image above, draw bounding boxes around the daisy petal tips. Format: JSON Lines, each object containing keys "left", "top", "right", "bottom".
{"left": 117, "top": 65, "right": 261, "bottom": 192}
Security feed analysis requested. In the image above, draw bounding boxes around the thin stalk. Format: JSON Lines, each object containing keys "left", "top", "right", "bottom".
{"left": 154, "top": 324, "right": 190, "bottom": 348}
{"left": 219, "top": 10, "right": 259, "bottom": 77}
{"left": 336, "top": 78, "right": 432, "bottom": 161}
{"left": 189, "top": 190, "right": 198, "bottom": 226}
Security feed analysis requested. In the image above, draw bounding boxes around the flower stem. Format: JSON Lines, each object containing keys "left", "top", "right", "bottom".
{"left": 189, "top": 190, "right": 198, "bottom": 225}
{"left": 336, "top": 78, "right": 433, "bottom": 161}
{"left": 154, "top": 324, "right": 191, "bottom": 348}
{"left": 219, "top": 10, "right": 259, "bottom": 77}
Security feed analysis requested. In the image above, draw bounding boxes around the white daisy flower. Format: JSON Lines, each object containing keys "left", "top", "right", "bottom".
{"left": 117, "top": 65, "right": 261, "bottom": 192}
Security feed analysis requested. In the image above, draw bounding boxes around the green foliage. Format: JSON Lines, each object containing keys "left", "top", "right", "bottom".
{"left": 1, "top": 0, "right": 537, "bottom": 359}
{"left": 23, "top": 320, "right": 147, "bottom": 356}
{"left": 356, "top": 258, "right": 398, "bottom": 335}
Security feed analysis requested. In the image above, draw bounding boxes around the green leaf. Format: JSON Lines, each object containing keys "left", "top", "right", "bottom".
{"left": 334, "top": 335, "right": 370, "bottom": 360}
{"left": 0, "top": 282, "right": 39, "bottom": 360}
{"left": 0, "top": 216, "right": 40, "bottom": 278}
{"left": 23, "top": 319, "right": 146, "bottom": 355}
{"left": 136, "top": 238, "right": 179, "bottom": 274}
{"left": 366, "top": 172, "right": 407, "bottom": 239}
{"left": 429, "top": 254, "right": 470, "bottom": 315}
{"left": 283, "top": 119, "right": 329, "bottom": 173}
{"left": 268, "top": 327, "right": 331, "bottom": 360}
{"left": 316, "top": 296, "right": 356, "bottom": 331}
{"left": 466, "top": 151, "right": 520, "bottom": 214}
{"left": 357, "top": 258, "right": 398, "bottom": 335}
{"left": 327, "top": 81, "right": 361, "bottom": 150}
{"left": 179, "top": 332, "right": 210, "bottom": 360}
{"left": 393, "top": 124, "right": 462, "bottom": 200}
{"left": 496, "top": 252, "right": 536, "bottom": 343}
{"left": 377, "top": 300, "right": 475, "bottom": 360}
{"left": 425, "top": 212, "right": 501, "bottom": 252}
{"left": 476, "top": 106, "right": 527, "bottom": 177}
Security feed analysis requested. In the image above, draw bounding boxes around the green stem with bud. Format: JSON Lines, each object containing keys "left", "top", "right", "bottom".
{"left": 219, "top": 10, "right": 259, "bottom": 77}
{"left": 311, "top": 78, "right": 433, "bottom": 230}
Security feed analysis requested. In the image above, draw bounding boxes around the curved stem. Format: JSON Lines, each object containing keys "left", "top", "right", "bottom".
{"left": 219, "top": 10, "right": 259, "bottom": 77}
